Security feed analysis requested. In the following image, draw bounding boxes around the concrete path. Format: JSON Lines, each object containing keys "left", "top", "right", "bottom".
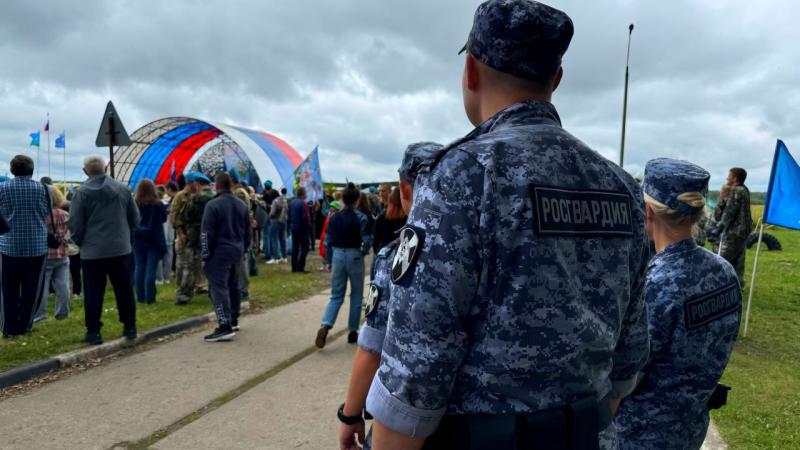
{"left": 0, "top": 288, "right": 356, "bottom": 450}
{"left": 0, "top": 283, "right": 727, "bottom": 449}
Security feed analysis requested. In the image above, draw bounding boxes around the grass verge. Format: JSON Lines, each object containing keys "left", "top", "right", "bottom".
{"left": 0, "top": 253, "right": 330, "bottom": 373}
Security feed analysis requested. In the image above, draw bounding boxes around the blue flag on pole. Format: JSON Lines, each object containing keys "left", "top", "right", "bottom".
{"left": 29, "top": 131, "right": 41, "bottom": 147}
{"left": 292, "top": 146, "right": 324, "bottom": 200}
{"left": 55, "top": 131, "right": 65, "bottom": 149}
{"left": 763, "top": 140, "right": 800, "bottom": 230}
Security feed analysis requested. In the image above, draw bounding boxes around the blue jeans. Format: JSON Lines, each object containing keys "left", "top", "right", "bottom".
{"left": 134, "top": 246, "right": 161, "bottom": 303}
{"left": 321, "top": 248, "right": 365, "bottom": 331}
{"left": 261, "top": 221, "right": 272, "bottom": 258}
{"left": 269, "top": 222, "right": 287, "bottom": 260}
{"left": 33, "top": 257, "right": 71, "bottom": 321}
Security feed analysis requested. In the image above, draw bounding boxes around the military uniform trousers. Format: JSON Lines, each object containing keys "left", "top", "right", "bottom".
{"left": 204, "top": 246, "right": 242, "bottom": 326}
{"left": 176, "top": 242, "right": 202, "bottom": 303}
{"left": 237, "top": 249, "right": 250, "bottom": 295}
{"left": 720, "top": 235, "right": 747, "bottom": 285}
{"left": 422, "top": 397, "right": 611, "bottom": 450}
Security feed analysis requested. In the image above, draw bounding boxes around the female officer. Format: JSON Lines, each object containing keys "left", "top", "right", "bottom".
{"left": 615, "top": 158, "right": 741, "bottom": 449}
{"left": 336, "top": 142, "right": 443, "bottom": 450}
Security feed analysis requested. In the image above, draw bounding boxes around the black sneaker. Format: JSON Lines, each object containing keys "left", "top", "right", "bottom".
{"left": 232, "top": 319, "right": 240, "bottom": 331}
{"left": 204, "top": 326, "right": 235, "bottom": 342}
{"left": 84, "top": 332, "right": 103, "bottom": 345}
{"left": 347, "top": 331, "right": 358, "bottom": 344}
{"left": 315, "top": 326, "right": 330, "bottom": 349}
{"left": 123, "top": 326, "right": 137, "bottom": 340}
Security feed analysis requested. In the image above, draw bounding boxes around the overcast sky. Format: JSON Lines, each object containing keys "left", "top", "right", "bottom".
{"left": 1, "top": 0, "right": 798, "bottom": 190}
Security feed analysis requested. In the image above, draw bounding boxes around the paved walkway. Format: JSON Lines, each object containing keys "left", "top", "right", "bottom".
{"left": 0, "top": 285, "right": 727, "bottom": 449}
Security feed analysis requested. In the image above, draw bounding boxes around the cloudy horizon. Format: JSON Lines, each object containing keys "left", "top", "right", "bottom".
{"left": 1, "top": 0, "right": 798, "bottom": 190}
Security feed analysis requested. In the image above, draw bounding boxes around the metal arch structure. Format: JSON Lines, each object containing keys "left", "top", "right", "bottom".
{"left": 114, "top": 117, "right": 304, "bottom": 193}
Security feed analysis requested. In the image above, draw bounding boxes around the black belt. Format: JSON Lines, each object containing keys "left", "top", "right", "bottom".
{"left": 423, "top": 397, "right": 611, "bottom": 450}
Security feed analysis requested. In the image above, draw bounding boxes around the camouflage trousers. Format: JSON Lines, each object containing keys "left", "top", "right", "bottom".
{"left": 176, "top": 243, "right": 202, "bottom": 303}
{"left": 238, "top": 250, "right": 249, "bottom": 294}
{"left": 720, "top": 236, "right": 747, "bottom": 286}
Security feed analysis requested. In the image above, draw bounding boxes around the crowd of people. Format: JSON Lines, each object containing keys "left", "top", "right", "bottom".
{"left": 0, "top": 152, "right": 399, "bottom": 345}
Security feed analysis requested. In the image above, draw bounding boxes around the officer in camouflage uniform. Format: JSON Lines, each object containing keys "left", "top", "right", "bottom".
{"left": 615, "top": 159, "right": 741, "bottom": 449}
{"left": 367, "top": 2, "right": 650, "bottom": 449}
{"left": 175, "top": 173, "right": 214, "bottom": 305}
{"left": 170, "top": 176, "right": 196, "bottom": 297}
{"left": 709, "top": 167, "right": 753, "bottom": 285}
{"left": 337, "top": 142, "right": 444, "bottom": 450}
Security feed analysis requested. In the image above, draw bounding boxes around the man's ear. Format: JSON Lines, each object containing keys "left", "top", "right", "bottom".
{"left": 399, "top": 180, "right": 413, "bottom": 205}
{"left": 465, "top": 55, "right": 479, "bottom": 91}
{"left": 551, "top": 66, "right": 564, "bottom": 93}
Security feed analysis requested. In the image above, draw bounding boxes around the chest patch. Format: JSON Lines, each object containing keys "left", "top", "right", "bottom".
{"left": 391, "top": 227, "right": 423, "bottom": 284}
{"left": 364, "top": 284, "right": 380, "bottom": 318}
{"left": 530, "top": 186, "right": 634, "bottom": 237}
{"left": 684, "top": 282, "right": 740, "bottom": 330}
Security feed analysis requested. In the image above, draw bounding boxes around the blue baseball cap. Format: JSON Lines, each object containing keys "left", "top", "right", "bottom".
{"left": 460, "top": 0, "right": 574, "bottom": 81}
{"left": 643, "top": 158, "right": 710, "bottom": 214}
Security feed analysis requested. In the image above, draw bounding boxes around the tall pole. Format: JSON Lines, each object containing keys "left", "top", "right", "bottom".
{"left": 619, "top": 24, "right": 634, "bottom": 168}
{"left": 62, "top": 131, "right": 67, "bottom": 183}
{"left": 108, "top": 114, "right": 116, "bottom": 179}
{"left": 47, "top": 112, "right": 51, "bottom": 178}
{"left": 743, "top": 221, "right": 765, "bottom": 337}
{"left": 35, "top": 130, "right": 40, "bottom": 180}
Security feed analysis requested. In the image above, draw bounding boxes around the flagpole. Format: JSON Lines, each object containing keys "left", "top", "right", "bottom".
{"left": 743, "top": 220, "right": 764, "bottom": 338}
{"left": 619, "top": 24, "right": 634, "bottom": 168}
{"left": 35, "top": 130, "right": 41, "bottom": 180}
{"left": 62, "top": 131, "right": 67, "bottom": 183}
{"left": 47, "top": 113, "right": 52, "bottom": 179}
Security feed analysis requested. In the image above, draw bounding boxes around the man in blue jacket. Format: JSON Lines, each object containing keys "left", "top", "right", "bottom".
{"left": 288, "top": 187, "right": 310, "bottom": 273}
{"left": 200, "top": 172, "right": 250, "bottom": 342}
{"left": 0, "top": 155, "right": 50, "bottom": 337}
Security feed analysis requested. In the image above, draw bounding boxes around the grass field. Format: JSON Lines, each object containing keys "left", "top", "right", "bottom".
{"left": 712, "top": 206, "right": 800, "bottom": 449}
{"left": 0, "top": 254, "right": 330, "bottom": 373}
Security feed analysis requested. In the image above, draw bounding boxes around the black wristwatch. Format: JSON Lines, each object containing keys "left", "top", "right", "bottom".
{"left": 337, "top": 403, "right": 364, "bottom": 425}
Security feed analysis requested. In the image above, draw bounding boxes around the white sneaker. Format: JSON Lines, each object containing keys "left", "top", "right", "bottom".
{"left": 280, "top": 258, "right": 288, "bottom": 264}
{"left": 266, "top": 259, "right": 279, "bottom": 265}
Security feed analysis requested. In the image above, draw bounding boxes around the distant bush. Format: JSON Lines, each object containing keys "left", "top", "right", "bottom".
{"left": 708, "top": 191, "right": 765, "bottom": 205}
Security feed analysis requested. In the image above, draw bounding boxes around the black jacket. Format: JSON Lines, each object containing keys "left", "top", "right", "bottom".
{"left": 200, "top": 192, "right": 251, "bottom": 260}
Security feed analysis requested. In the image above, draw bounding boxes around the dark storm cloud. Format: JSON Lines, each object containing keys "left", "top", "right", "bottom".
{"left": 0, "top": 0, "right": 797, "bottom": 189}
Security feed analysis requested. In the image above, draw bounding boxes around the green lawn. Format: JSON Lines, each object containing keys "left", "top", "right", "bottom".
{"left": 0, "top": 254, "right": 330, "bottom": 373}
{"left": 712, "top": 207, "right": 800, "bottom": 448}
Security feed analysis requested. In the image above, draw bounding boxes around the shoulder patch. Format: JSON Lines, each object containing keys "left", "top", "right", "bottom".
{"left": 530, "top": 185, "right": 634, "bottom": 237}
{"left": 684, "top": 282, "right": 741, "bottom": 330}
{"left": 377, "top": 239, "right": 399, "bottom": 259}
{"left": 391, "top": 227, "right": 423, "bottom": 285}
{"left": 364, "top": 284, "right": 380, "bottom": 318}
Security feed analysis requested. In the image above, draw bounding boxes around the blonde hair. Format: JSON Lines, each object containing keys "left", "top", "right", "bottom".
{"left": 49, "top": 186, "right": 66, "bottom": 209}
{"left": 644, "top": 192, "right": 706, "bottom": 227}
